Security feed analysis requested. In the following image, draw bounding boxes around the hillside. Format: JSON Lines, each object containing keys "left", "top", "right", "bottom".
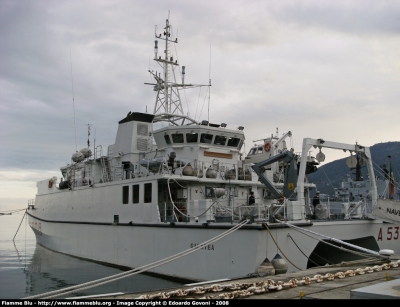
{"left": 307, "top": 141, "right": 400, "bottom": 196}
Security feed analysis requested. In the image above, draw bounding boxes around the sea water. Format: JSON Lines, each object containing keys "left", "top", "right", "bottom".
{"left": 0, "top": 213, "right": 183, "bottom": 299}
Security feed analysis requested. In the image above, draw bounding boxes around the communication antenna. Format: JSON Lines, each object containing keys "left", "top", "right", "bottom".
{"left": 94, "top": 129, "right": 96, "bottom": 157}
{"left": 70, "top": 50, "right": 78, "bottom": 152}
{"left": 86, "top": 124, "right": 92, "bottom": 148}
{"left": 208, "top": 44, "right": 212, "bottom": 123}
{"left": 145, "top": 15, "right": 202, "bottom": 126}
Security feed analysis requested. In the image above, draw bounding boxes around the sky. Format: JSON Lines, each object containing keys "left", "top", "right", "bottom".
{"left": 1, "top": 0, "right": 400, "bottom": 211}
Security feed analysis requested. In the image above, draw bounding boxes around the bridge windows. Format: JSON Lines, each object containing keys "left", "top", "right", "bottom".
{"left": 186, "top": 132, "right": 198, "bottom": 143}
{"left": 200, "top": 133, "right": 213, "bottom": 144}
{"left": 161, "top": 130, "right": 244, "bottom": 149}
{"left": 164, "top": 134, "right": 171, "bottom": 145}
{"left": 171, "top": 133, "right": 184, "bottom": 143}
{"left": 227, "top": 137, "right": 241, "bottom": 147}
{"left": 214, "top": 135, "right": 227, "bottom": 146}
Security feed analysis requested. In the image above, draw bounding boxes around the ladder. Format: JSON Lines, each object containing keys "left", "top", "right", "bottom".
{"left": 96, "top": 145, "right": 112, "bottom": 182}
{"left": 100, "top": 156, "right": 112, "bottom": 182}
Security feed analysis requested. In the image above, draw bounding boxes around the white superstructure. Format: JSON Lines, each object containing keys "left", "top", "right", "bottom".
{"left": 27, "top": 18, "right": 400, "bottom": 282}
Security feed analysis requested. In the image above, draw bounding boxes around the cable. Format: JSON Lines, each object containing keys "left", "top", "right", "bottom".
{"left": 288, "top": 230, "right": 374, "bottom": 265}
{"left": 166, "top": 178, "right": 220, "bottom": 219}
{"left": 13, "top": 210, "right": 27, "bottom": 241}
{"left": 263, "top": 223, "right": 301, "bottom": 270}
{"left": 287, "top": 234, "right": 322, "bottom": 267}
{"left": 24, "top": 220, "right": 249, "bottom": 299}
{"left": 276, "top": 219, "right": 385, "bottom": 259}
{"left": 320, "top": 166, "right": 336, "bottom": 194}
{"left": 0, "top": 208, "right": 27, "bottom": 214}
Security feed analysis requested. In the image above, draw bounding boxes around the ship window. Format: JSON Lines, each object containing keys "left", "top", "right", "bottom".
{"left": 186, "top": 132, "right": 198, "bottom": 143}
{"left": 132, "top": 184, "right": 139, "bottom": 204}
{"left": 122, "top": 186, "right": 129, "bottom": 204}
{"left": 249, "top": 148, "right": 257, "bottom": 155}
{"left": 144, "top": 183, "right": 152, "bottom": 203}
{"left": 214, "top": 135, "right": 227, "bottom": 146}
{"left": 164, "top": 135, "right": 171, "bottom": 145}
{"left": 238, "top": 139, "right": 244, "bottom": 151}
{"left": 200, "top": 133, "right": 213, "bottom": 144}
{"left": 257, "top": 147, "right": 263, "bottom": 154}
{"left": 171, "top": 133, "right": 184, "bottom": 143}
{"left": 227, "top": 137, "right": 241, "bottom": 147}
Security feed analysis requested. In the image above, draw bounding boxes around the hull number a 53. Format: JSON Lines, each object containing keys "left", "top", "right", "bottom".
{"left": 377, "top": 226, "right": 399, "bottom": 241}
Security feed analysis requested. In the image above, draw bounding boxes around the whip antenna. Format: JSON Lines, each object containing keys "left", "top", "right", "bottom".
{"left": 208, "top": 44, "right": 212, "bottom": 123}
{"left": 86, "top": 124, "right": 92, "bottom": 148}
{"left": 70, "top": 50, "right": 77, "bottom": 152}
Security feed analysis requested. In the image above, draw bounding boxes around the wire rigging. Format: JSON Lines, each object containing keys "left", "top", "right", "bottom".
{"left": 208, "top": 44, "right": 211, "bottom": 123}
{"left": 13, "top": 210, "right": 27, "bottom": 241}
{"left": 70, "top": 51, "right": 77, "bottom": 152}
{"left": 23, "top": 220, "right": 248, "bottom": 299}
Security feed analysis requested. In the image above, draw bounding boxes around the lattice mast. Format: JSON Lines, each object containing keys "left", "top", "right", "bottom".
{"left": 146, "top": 18, "right": 199, "bottom": 126}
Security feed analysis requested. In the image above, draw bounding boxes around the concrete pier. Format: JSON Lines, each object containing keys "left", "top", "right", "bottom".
{"left": 97, "top": 259, "right": 400, "bottom": 300}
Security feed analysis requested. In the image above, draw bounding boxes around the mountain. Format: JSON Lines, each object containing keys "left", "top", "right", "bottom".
{"left": 307, "top": 141, "right": 400, "bottom": 196}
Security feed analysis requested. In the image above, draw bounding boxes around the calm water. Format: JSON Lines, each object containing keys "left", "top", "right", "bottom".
{"left": 0, "top": 213, "right": 183, "bottom": 299}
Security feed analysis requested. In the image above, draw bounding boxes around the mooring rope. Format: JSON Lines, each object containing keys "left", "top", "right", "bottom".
{"left": 0, "top": 208, "right": 27, "bottom": 214}
{"left": 23, "top": 219, "right": 249, "bottom": 299}
{"left": 286, "top": 234, "right": 324, "bottom": 267}
{"left": 13, "top": 210, "right": 27, "bottom": 241}
{"left": 286, "top": 227, "right": 378, "bottom": 262}
{"left": 276, "top": 219, "right": 386, "bottom": 259}
{"left": 263, "top": 222, "right": 302, "bottom": 270}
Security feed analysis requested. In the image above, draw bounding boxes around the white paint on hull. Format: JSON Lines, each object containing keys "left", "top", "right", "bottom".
{"left": 29, "top": 215, "right": 268, "bottom": 281}
{"left": 28, "top": 213, "right": 399, "bottom": 281}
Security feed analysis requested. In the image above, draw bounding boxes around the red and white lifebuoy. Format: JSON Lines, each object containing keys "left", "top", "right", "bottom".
{"left": 48, "top": 178, "right": 53, "bottom": 188}
{"left": 263, "top": 142, "right": 272, "bottom": 152}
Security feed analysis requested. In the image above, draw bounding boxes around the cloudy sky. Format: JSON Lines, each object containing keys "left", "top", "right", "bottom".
{"left": 1, "top": 0, "right": 399, "bottom": 211}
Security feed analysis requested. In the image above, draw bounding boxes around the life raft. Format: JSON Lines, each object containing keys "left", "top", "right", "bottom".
{"left": 48, "top": 178, "right": 53, "bottom": 188}
{"left": 264, "top": 141, "right": 272, "bottom": 152}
